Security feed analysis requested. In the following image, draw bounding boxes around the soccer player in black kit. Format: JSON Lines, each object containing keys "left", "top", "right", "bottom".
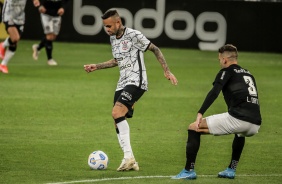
{"left": 172, "top": 44, "right": 262, "bottom": 180}
{"left": 32, "top": 0, "right": 69, "bottom": 66}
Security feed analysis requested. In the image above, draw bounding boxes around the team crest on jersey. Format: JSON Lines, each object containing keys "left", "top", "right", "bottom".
{"left": 121, "top": 41, "right": 129, "bottom": 50}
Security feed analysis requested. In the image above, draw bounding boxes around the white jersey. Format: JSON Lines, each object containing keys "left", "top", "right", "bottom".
{"left": 110, "top": 27, "right": 151, "bottom": 91}
{"left": 2, "top": 0, "right": 27, "bottom": 25}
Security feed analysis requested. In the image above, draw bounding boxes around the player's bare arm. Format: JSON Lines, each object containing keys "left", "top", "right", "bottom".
{"left": 84, "top": 58, "right": 118, "bottom": 73}
{"left": 148, "top": 43, "right": 178, "bottom": 85}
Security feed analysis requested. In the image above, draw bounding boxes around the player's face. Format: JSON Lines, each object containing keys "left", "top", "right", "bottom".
{"left": 103, "top": 17, "right": 120, "bottom": 36}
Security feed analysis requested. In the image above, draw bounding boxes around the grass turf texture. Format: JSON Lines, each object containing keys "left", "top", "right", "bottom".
{"left": 0, "top": 40, "right": 282, "bottom": 184}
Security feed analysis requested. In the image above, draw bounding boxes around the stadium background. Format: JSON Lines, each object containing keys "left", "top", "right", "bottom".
{"left": 0, "top": 0, "right": 281, "bottom": 53}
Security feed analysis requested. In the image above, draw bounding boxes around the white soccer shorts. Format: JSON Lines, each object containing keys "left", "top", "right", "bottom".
{"left": 206, "top": 112, "right": 260, "bottom": 137}
{"left": 40, "top": 13, "right": 62, "bottom": 35}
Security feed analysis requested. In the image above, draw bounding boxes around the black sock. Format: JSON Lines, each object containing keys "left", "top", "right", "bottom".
{"left": 45, "top": 40, "right": 53, "bottom": 60}
{"left": 185, "top": 130, "right": 201, "bottom": 171}
{"left": 38, "top": 37, "right": 46, "bottom": 51}
{"left": 228, "top": 134, "right": 245, "bottom": 170}
{"left": 8, "top": 38, "right": 13, "bottom": 45}
{"left": 7, "top": 38, "right": 17, "bottom": 51}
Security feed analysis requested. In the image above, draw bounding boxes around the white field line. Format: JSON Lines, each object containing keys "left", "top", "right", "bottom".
{"left": 46, "top": 174, "right": 282, "bottom": 184}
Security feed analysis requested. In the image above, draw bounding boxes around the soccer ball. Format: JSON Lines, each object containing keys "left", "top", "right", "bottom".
{"left": 88, "top": 150, "right": 109, "bottom": 170}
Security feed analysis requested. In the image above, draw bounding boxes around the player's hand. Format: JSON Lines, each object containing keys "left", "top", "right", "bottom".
{"left": 33, "top": 0, "right": 40, "bottom": 7}
{"left": 58, "top": 8, "right": 65, "bottom": 16}
{"left": 38, "top": 6, "right": 46, "bottom": 13}
{"left": 195, "top": 113, "right": 203, "bottom": 131}
{"left": 84, "top": 64, "right": 97, "bottom": 73}
{"left": 164, "top": 71, "right": 178, "bottom": 85}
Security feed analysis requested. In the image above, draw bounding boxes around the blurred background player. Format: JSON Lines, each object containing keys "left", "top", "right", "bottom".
{"left": 32, "top": 0, "right": 68, "bottom": 66}
{"left": 0, "top": 0, "right": 40, "bottom": 74}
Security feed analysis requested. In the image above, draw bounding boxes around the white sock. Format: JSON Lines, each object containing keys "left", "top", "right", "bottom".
{"left": 116, "top": 133, "right": 124, "bottom": 151}
{"left": 116, "top": 120, "right": 134, "bottom": 159}
{"left": 3, "top": 37, "right": 10, "bottom": 47}
{"left": 1, "top": 49, "right": 15, "bottom": 66}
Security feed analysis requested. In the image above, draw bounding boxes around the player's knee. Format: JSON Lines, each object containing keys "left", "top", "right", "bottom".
{"left": 188, "top": 122, "right": 198, "bottom": 131}
{"left": 10, "top": 36, "right": 20, "bottom": 43}
{"left": 46, "top": 34, "right": 56, "bottom": 41}
{"left": 112, "top": 109, "right": 123, "bottom": 119}
{"left": 112, "top": 109, "right": 117, "bottom": 119}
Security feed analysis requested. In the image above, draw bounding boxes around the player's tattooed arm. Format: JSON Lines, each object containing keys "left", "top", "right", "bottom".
{"left": 148, "top": 43, "right": 178, "bottom": 85}
{"left": 148, "top": 43, "right": 170, "bottom": 72}
{"left": 84, "top": 59, "right": 118, "bottom": 73}
{"left": 96, "top": 59, "right": 118, "bottom": 69}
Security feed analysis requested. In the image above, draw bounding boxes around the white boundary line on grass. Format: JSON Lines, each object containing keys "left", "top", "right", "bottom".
{"left": 46, "top": 174, "right": 282, "bottom": 184}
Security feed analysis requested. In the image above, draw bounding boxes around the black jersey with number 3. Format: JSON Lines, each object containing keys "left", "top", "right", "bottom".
{"left": 198, "top": 64, "right": 262, "bottom": 125}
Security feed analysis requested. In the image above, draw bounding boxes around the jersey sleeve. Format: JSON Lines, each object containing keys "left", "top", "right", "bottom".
{"left": 131, "top": 30, "right": 151, "bottom": 52}
{"left": 198, "top": 69, "right": 231, "bottom": 115}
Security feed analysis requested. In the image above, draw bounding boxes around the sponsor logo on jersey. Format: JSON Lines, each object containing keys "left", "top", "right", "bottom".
{"left": 136, "top": 39, "right": 145, "bottom": 48}
{"left": 120, "top": 64, "right": 132, "bottom": 70}
{"left": 234, "top": 68, "right": 251, "bottom": 74}
{"left": 116, "top": 57, "right": 123, "bottom": 61}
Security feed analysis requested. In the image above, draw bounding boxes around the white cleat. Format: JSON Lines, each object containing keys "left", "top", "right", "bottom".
{"left": 47, "top": 59, "right": 58, "bottom": 66}
{"left": 132, "top": 161, "right": 139, "bottom": 171}
{"left": 32, "top": 44, "right": 39, "bottom": 60}
{"left": 117, "top": 158, "right": 139, "bottom": 171}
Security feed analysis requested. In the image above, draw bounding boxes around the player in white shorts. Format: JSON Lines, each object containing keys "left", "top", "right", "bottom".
{"left": 32, "top": 0, "right": 69, "bottom": 66}
{"left": 0, "top": 0, "right": 39, "bottom": 73}
{"left": 206, "top": 112, "right": 260, "bottom": 137}
{"left": 84, "top": 9, "right": 178, "bottom": 172}
{"left": 172, "top": 44, "right": 262, "bottom": 180}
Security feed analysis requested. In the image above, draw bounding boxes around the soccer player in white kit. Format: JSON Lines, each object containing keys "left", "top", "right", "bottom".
{"left": 0, "top": 0, "right": 40, "bottom": 73}
{"left": 84, "top": 9, "right": 178, "bottom": 171}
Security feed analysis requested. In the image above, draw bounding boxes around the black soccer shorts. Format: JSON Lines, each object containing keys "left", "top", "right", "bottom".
{"left": 114, "top": 85, "right": 146, "bottom": 118}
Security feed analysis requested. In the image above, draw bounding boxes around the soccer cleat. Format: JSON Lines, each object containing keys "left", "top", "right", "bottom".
{"left": 0, "top": 42, "right": 6, "bottom": 59}
{"left": 131, "top": 161, "right": 139, "bottom": 171}
{"left": 0, "top": 64, "right": 9, "bottom": 74}
{"left": 47, "top": 59, "right": 58, "bottom": 66}
{"left": 117, "top": 158, "right": 137, "bottom": 171}
{"left": 218, "top": 168, "right": 236, "bottom": 179}
{"left": 32, "top": 44, "right": 39, "bottom": 60}
{"left": 171, "top": 169, "right": 197, "bottom": 180}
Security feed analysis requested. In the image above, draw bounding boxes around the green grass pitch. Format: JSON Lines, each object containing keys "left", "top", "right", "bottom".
{"left": 0, "top": 40, "right": 282, "bottom": 184}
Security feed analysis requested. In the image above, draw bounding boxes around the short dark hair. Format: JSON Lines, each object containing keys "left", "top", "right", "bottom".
{"left": 218, "top": 44, "right": 238, "bottom": 54}
{"left": 101, "top": 9, "right": 119, "bottom": 19}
